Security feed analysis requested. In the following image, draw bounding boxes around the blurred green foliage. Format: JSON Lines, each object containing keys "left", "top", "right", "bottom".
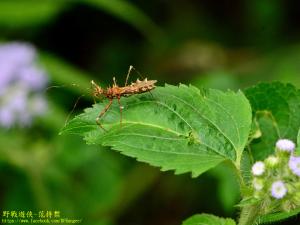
{"left": 0, "top": 1, "right": 65, "bottom": 28}
{"left": 0, "top": 0, "right": 299, "bottom": 225}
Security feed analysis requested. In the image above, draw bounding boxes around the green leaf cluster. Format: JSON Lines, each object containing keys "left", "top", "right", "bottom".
{"left": 61, "top": 82, "right": 300, "bottom": 225}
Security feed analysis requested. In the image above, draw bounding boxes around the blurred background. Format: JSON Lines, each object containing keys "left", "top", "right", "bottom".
{"left": 0, "top": 1, "right": 300, "bottom": 225}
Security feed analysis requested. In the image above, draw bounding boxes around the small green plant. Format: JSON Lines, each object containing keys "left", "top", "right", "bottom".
{"left": 61, "top": 81, "right": 300, "bottom": 225}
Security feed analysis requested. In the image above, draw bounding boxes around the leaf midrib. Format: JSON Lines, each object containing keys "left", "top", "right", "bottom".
{"left": 104, "top": 121, "right": 227, "bottom": 158}
{"left": 106, "top": 140, "right": 225, "bottom": 159}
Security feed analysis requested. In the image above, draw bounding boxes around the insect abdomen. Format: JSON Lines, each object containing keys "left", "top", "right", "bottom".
{"left": 122, "top": 79, "right": 157, "bottom": 96}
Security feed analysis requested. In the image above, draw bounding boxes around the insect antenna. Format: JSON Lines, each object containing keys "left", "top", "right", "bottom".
{"left": 45, "top": 82, "right": 92, "bottom": 98}
{"left": 45, "top": 83, "right": 81, "bottom": 93}
{"left": 46, "top": 83, "right": 93, "bottom": 129}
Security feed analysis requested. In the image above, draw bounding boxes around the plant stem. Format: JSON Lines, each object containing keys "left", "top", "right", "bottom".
{"left": 233, "top": 151, "right": 246, "bottom": 190}
{"left": 234, "top": 151, "right": 261, "bottom": 225}
{"left": 238, "top": 204, "right": 260, "bottom": 225}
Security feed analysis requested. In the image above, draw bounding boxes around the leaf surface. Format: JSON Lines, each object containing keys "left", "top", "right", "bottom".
{"left": 182, "top": 213, "right": 236, "bottom": 225}
{"left": 245, "top": 82, "right": 300, "bottom": 160}
{"left": 255, "top": 207, "right": 300, "bottom": 224}
{"left": 61, "top": 84, "right": 251, "bottom": 177}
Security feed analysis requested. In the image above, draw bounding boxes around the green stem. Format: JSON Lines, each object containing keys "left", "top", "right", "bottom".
{"left": 234, "top": 151, "right": 246, "bottom": 190}
{"left": 238, "top": 204, "right": 261, "bottom": 225}
{"left": 234, "top": 150, "right": 261, "bottom": 225}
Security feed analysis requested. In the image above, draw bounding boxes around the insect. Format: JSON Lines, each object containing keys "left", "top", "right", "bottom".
{"left": 91, "top": 66, "right": 157, "bottom": 130}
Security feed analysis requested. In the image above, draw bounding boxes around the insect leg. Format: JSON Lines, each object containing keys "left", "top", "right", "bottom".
{"left": 117, "top": 96, "right": 123, "bottom": 128}
{"left": 96, "top": 98, "right": 113, "bottom": 131}
{"left": 147, "top": 89, "right": 155, "bottom": 99}
{"left": 125, "top": 65, "right": 134, "bottom": 86}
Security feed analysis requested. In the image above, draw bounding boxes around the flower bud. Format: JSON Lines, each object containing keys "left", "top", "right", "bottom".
{"left": 253, "top": 178, "right": 264, "bottom": 191}
{"left": 265, "top": 155, "right": 279, "bottom": 167}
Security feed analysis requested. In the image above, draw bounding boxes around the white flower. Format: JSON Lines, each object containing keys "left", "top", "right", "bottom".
{"left": 276, "top": 139, "right": 295, "bottom": 152}
{"left": 271, "top": 181, "right": 287, "bottom": 199}
{"left": 252, "top": 161, "right": 265, "bottom": 176}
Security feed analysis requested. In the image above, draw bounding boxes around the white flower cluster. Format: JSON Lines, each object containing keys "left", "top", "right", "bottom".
{"left": 250, "top": 138, "right": 300, "bottom": 212}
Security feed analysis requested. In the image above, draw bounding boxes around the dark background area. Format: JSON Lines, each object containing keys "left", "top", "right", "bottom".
{"left": 0, "top": 1, "right": 300, "bottom": 224}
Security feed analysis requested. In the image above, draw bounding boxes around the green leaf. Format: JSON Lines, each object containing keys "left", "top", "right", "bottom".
{"left": 236, "top": 197, "right": 261, "bottom": 208}
{"left": 255, "top": 207, "right": 300, "bottom": 224}
{"left": 61, "top": 84, "right": 252, "bottom": 177}
{"left": 245, "top": 82, "right": 300, "bottom": 160}
{"left": 182, "top": 213, "right": 236, "bottom": 225}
